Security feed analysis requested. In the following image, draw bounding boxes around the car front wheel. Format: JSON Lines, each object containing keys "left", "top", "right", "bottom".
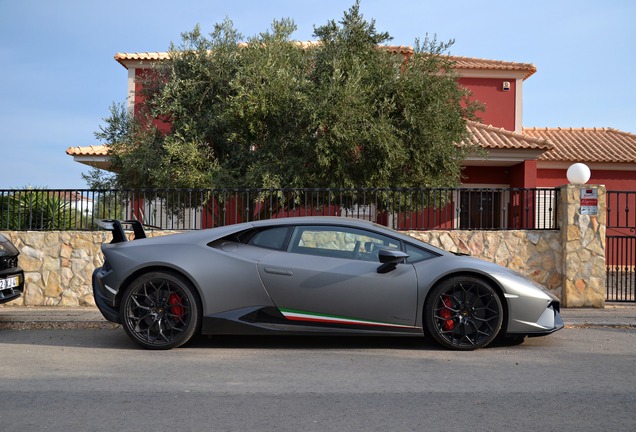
{"left": 120, "top": 271, "right": 200, "bottom": 350}
{"left": 425, "top": 276, "right": 503, "bottom": 350}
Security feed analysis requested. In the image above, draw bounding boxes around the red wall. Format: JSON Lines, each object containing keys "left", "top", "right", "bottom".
{"left": 537, "top": 168, "right": 636, "bottom": 190}
{"left": 510, "top": 160, "right": 537, "bottom": 188}
{"left": 462, "top": 166, "right": 511, "bottom": 185}
{"left": 460, "top": 77, "right": 516, "bottom": 131}
{"left": 132, "top": 68, "right": 519, "bottom": 138}
{"left": 134, "top": 69, "right": 172, "bottom": 134}
{"left": 462, "top": 161, "right": 537, "bottom": 188}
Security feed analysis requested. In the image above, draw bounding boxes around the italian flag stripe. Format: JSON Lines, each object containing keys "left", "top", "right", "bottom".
{"left": 280, "top": 308, "right": 415, "bottom": 329}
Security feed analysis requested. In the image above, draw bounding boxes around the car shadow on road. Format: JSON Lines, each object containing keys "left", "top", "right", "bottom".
{"left": 0, "top": 327, "right": 447, "bottom": 351}
{"left": 186, "top": 334, "right": 533, "bottom": 351}
{"left": 187, "top": 334, "right": 447, "bottom": 351}
{"left": 0, "top": 328, "right": 533, "bottom": 351}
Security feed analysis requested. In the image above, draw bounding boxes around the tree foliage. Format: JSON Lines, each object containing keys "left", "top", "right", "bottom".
{"left": 0, "top": 189, "right": 78, "bottom": 230}
{"left": 98, "top": 1, "right": 481, "bottom": 191}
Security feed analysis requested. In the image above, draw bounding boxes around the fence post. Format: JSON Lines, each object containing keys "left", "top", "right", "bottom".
{"left": 559, "top": 184, "right": 606, "bottom": 307}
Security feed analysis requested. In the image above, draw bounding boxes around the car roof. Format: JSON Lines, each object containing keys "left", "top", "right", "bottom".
{"left": 249, "top": 217, "right": 449, "bottom": 255}
{"left": 131, "top": 216, "right": 449, "bottom": 256}
{"left": 250, "top": 216, "right": 378, "bottom": 229}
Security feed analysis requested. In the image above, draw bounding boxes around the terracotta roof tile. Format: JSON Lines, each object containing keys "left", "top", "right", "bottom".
{"left": 114, "top": 46, "right": 537, "bottom": 78}
{"left": 463, "top": 121, "right": 553, "bottom": 150}
{"left": 523, "top": 127, "right": 636, "bottom": 163}
{"left": 71, "top": 128, "right": 636, "bottom": 166}
{"left": 380, "top": 44, "right": 415, "bottom": 55}
{"left": 65, "top": 145, "right": 109, "bottom": 156}
{"left": 381, "top": 46, "right": 536, "bottom": 79}
{"left": 446, "top": 56, "right": 536, "bottom": 79}
{"left": 66, "top": 122, "right": 554, "bottom": 163}
{"left": 114, "top": 51, "right": 171, "bottom": 67}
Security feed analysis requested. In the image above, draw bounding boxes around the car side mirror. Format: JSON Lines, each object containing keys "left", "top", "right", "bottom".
{"left": 377, "top": 249, "right": 409, "bottom": 274}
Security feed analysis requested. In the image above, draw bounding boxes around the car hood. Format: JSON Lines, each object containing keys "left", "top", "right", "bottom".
{"left": 434, "top": 254, "right": 559, "bottom": 301}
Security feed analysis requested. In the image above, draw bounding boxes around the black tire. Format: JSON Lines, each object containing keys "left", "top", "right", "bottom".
{"left": 425, "top": 276, "right": 503, "bottom": 350}
{"left": 119, "top": 271, "right": 201, "bottom": 350}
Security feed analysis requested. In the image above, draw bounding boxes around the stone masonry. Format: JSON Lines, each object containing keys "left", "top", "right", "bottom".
{"left": 0, "top": 228, "right": 564, "bottom": 307}
{"left": 560, "top": 184, "right": 606, "bottom": 307}
{"left": 0, "top": 185, "right": 607, "bottom": 308}
{"left": 407, "top": 230, "right": 563, "bottom": 298}
{"left": 0, "top": 230, "right": 176, "bottom": 307}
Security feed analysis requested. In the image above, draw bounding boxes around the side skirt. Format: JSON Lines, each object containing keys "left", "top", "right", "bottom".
{"left": 201, "top": 306, "right": 422, "bottom": 337}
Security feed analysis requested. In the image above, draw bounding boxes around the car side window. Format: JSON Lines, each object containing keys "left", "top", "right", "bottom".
{"left": 288, "top": 225, "right": 401, "bottom": 261}
{"left": 247, "top": 227, "right": 291, "bottom": 250}
{"left": 404, "top": 243, "right": 439, "bottom": 263}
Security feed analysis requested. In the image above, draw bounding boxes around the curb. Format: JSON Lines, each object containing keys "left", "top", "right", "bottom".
{"left": 0, "top": 307, "right": 118, "bottom": 330}
{"left": 0, "top": 321, "right": 120, "bottom": 330}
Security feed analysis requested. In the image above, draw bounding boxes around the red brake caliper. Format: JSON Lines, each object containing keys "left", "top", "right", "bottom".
{"left": 440, "top": 296, "right": 455, "bottom": 331}
{"left": 168, "top": 293, "right": 185, "bottom": 318}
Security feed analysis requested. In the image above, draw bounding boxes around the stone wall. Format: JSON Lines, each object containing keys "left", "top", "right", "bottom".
{"left": 0, "top": 184, "right": 608, "bottom": 308}
{"left": 1, "top": 231, "right": 109, "bottom": 306}
{"left": 1, "top": 228, "right": 563, "bottom": 307}
{"left": 560, "top": 184, "right": 606, "bottom": 307}
{"left": 0, "top": 230, "right": 176, "bottom": 307}
{"left": 406, "top": 230, "right": 563, "bottom": 298}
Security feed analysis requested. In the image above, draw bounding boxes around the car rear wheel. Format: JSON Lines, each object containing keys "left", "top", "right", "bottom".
{"left": 120, "top": 271, "right": 200, "bottom": 350}
{"left": 425, "top": 276, "right": 503, "bottom": 350}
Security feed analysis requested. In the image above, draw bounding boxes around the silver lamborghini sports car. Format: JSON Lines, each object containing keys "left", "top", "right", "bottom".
{"left": 92, "top": 217, "right": 563, "bottom": 350}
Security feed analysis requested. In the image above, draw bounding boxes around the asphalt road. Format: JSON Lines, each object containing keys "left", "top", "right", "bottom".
{"left": 1, "top": 328, "right": 635, "bottom": 432}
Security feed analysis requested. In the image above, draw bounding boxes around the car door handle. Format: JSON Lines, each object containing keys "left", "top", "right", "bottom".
{"left": 263, "top": 267, "right": 294, "bottom": 276}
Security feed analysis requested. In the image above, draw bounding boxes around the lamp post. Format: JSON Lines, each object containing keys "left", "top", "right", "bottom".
{"left": 566, "top": 163, "right": 591, "bottom": 185}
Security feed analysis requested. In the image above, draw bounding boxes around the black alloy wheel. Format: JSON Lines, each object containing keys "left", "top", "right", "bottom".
{"left": 425, "top": 276, "right": 503, "bottom": 350}
{"left": 120, "top": 271, "right": 200, "bottom": 350}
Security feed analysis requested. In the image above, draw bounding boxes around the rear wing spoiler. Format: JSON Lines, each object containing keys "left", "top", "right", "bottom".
{"left": 96, "top": 220, "right": 148, "bottom": 244}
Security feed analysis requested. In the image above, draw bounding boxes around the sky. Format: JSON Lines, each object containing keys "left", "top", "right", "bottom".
{"left": 1, "top": 0, "right": 635, "bottom": 189}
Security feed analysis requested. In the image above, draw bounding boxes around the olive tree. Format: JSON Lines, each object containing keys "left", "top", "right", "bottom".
{"left": 97, "top": 1, "right": 480, "bottom": 193}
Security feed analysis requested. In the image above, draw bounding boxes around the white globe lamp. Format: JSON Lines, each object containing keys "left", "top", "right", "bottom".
{"left": 566, "top": 163, "right": 591, "bottom": 185}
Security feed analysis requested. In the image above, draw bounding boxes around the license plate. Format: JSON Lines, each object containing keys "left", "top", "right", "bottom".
{"left": 0, "top": 275, "right": 20, "bottom": 290}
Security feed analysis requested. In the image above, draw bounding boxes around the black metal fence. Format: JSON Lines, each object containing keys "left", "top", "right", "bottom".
{"left": 606, "top": 191, "right": 636, "bottom": 302}
{"left": 607, "top": 191, "right": 636, "bottom": 231}
{"left": 606, "top": 236, "right": 636, "bottom": 302}
{"left": 0, "top": 187, "right": 559, "bottom": 232}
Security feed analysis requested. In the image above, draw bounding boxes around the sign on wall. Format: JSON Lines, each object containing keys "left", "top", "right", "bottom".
{"left": 580, "top": 188, "right": 598, "bottom": 215}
